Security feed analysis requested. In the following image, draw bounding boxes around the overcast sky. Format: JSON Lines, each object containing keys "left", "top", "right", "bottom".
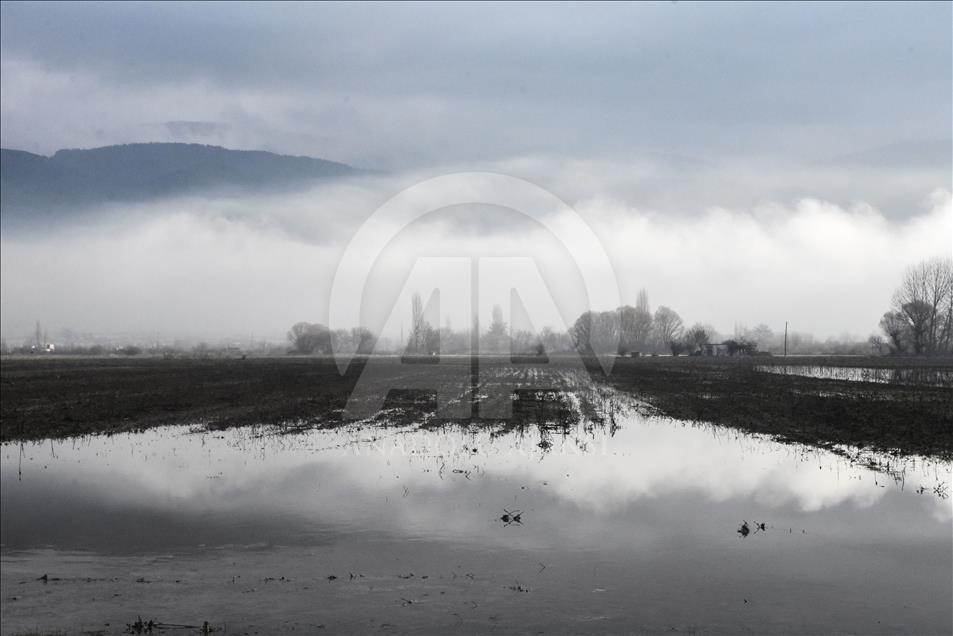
{"left": 2, "top": 2, "right": 950, "bottom": 168}
{"left": 1, "top": 2, "right": 951, "bottom": 343}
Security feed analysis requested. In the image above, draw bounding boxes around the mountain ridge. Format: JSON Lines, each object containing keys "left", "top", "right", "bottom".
{"left": 0, "top": 142, "right": 364, "bottom": 226}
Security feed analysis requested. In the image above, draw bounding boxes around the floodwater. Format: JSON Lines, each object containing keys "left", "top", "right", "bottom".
{"left": 2, "top": 384, "right": 951, "bottom": 634}
{"left": 755, "top": 364, "right": 953, "bottom": 387}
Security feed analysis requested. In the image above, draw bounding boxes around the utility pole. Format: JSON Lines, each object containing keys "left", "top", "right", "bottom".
{"left": 471, "top": 257, "right": 480, "bottom": 417}
{"left": 784, "top": 321, "right": 788, "bottom": 357}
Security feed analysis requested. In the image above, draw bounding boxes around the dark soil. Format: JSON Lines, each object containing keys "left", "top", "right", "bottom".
{"left": 2, "top": 354, "right": 951, "bottom": 458}
{"left": 597, "top": 356, "right": 953, "bottom": 459}
{"left": 0, "top": 356, "right": 365, "bottom": 440}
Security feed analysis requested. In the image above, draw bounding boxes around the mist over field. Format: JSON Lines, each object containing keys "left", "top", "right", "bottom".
{"left": 1, "top": 1, "right": 950, "bottom": 346}
{"left": 1, "top": 172, "right": 949, "bottom": 342}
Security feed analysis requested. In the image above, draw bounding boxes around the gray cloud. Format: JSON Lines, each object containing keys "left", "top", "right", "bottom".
{"left": 1, "top": 2, "right": 950, "bottom": 174}
{"left": 163, "top": 120, "right": 228, "bottom": 140}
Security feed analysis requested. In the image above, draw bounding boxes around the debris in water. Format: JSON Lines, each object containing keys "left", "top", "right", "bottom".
{"left": 125, "top": 616, "right": 156, "bottom": 634}
{"left": 500, "top": 509, "right": 522, "bottom": 525}
{"left": 126, "top": 618, "right": 217, "bottom": 634}
{"left": 738, "top": 520, "right": 767, "bottom": 537}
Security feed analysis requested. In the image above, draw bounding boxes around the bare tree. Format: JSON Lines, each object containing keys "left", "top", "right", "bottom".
{"left": 410, "top": 292, "right": 425, "bottom": 351}
{"left": 618, "top": 289, "right": 653, "bottom": 353}
{"left": 482, "top": 304, "right": 509, "bottom": 353}
{"left": 723, "top": 337, "right": 757, "bottom": 356}
{"left": 884, "top": 257, "right": 953, "bottom": 355}
{"left": 287, "top": 322, "right": 332, "bottom": 354}
{"left": 879, "top": 310, "right": 908, "bottom": 353}
{"left": 570, "top": 311, "right": 594, "bottom": 352}
{"left": 653, "top": 306, "right": 683, "bottom": 355}
{"left": 591, "top": 311, "right": 621, "bottom": 353}
{"left": 684, "top": 323, "right": 715, "bottom": 352}
{"left": 570, "top": 310, "right": 620, "bottom": 354}
{"left": 351, "top": 327, "right": 376, "bottom": 354}
{"left": 636, "top": 289, "right": 650, "bottom": 314}
{"left": 750, "top": 324, "right": 774, "bottom": 349}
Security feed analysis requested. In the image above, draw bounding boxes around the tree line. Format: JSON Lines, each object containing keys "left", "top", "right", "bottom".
{"left": 567, "top": 289, "right": 730, "bottom": 356}
{"left": 286, "top": 323, "right": 376, "bottom": 354}
{"left": 284, "top": 257, "right": 951, "bottom": 358}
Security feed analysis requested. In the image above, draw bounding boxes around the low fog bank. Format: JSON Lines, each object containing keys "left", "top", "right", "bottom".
{"left": 0, "top": 162, "right": 949, "bottom": 349}
{"left": 452, "top": 148, "right": 953, "bottom": 221}
{"left": 3, "top": 144, "right": 949, "bottom": 226}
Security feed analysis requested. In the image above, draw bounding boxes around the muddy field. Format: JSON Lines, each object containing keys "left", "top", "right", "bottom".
{"left": 2, "top": 355, "right": 951, "bottom": 635}
{"left": 603, "top": 356, "right": 953, "bottom": 459}
{"left": 2, "top": 355, "right": 951, "bottom": 458}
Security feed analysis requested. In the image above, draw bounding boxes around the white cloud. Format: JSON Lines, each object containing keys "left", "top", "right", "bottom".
{"left": 1, "top": 166, "right": 948, "bottom": 343}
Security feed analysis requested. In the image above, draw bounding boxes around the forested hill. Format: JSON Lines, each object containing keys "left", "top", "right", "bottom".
{"left": 1, "top": 143, "right": 362, "bottom": 225}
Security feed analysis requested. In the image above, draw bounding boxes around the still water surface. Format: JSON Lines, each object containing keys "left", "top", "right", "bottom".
{"left": 755, "top": 364, "right": 953, "bottom": 387}
{"left": 2, "top": 390, "right": 951, "bottom": 634}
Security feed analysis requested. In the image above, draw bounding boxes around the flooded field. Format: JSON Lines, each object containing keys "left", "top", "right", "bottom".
{"left": 2, "top": 373, "right": 951, "bottom": 635}
{"left": 755, "top": 364, "right": 953, "bottom": 387}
